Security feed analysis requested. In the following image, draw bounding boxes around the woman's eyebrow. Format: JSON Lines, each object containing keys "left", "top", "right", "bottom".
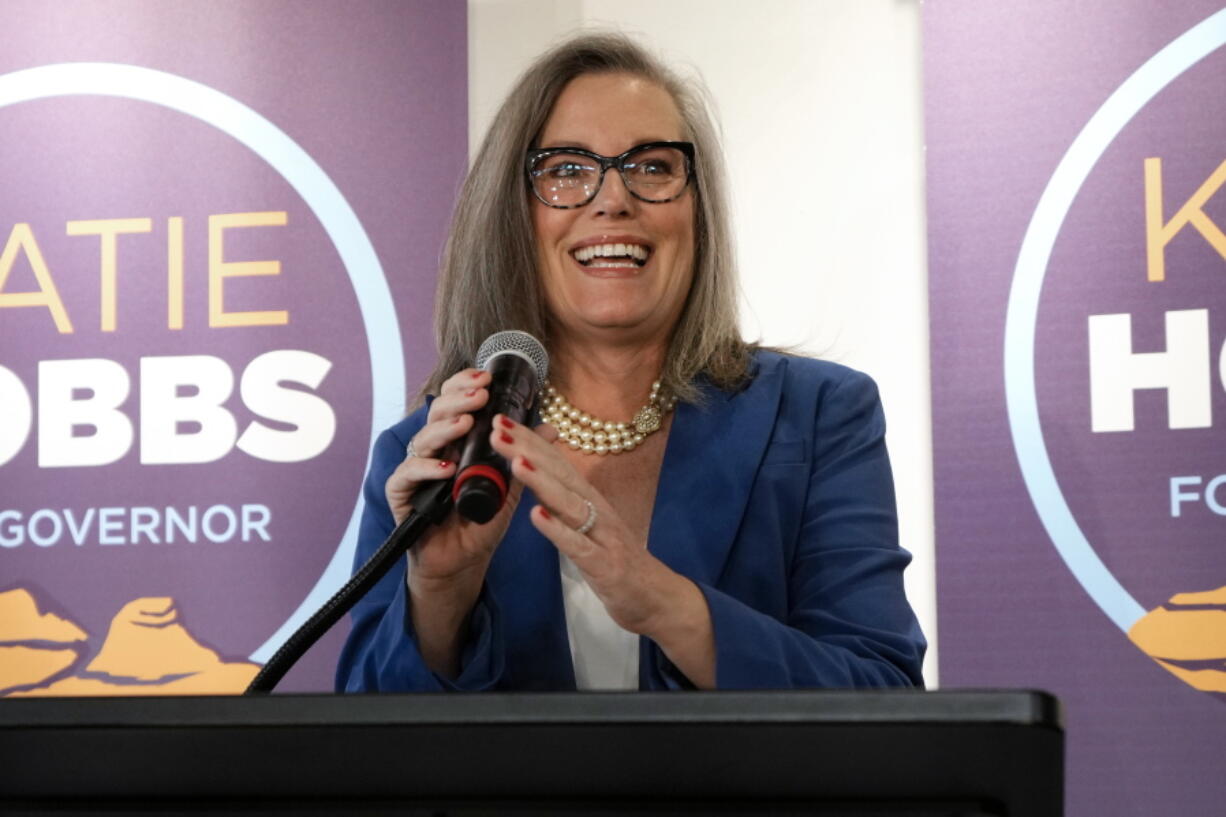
{"left": 535, "top": 138, "right": 675, "bottom": 153}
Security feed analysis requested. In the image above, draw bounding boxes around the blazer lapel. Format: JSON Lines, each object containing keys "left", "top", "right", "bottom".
{"left": 647, "top": 353, "right": 785, "bottom": 587}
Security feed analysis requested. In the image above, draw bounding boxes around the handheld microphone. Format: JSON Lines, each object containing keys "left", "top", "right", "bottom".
{"left": 452, "top": 330, "right": 549, "bottom": 523}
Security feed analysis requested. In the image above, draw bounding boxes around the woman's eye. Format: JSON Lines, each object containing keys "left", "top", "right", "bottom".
{"left": 626, "top": 159, "right": 674, "bottom": 180}
{"left": 538, "top": 157, "right": 595, "bottom": 181}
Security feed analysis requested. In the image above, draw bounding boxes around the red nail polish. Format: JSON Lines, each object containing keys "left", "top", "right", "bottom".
{"left": 470, "top": 371, "right": 482, "bottom": 379}
{"left": 499, "top": 431, "right": 513, "bottom": 444}
{"left": 539, "top": 506, "right": 551, "bottom": 520}
{"left": 438, "top": 460, "right": 450, "bottom": 468}
{"left": 499, "top": 416, "right": 514, "bottom": 429}
{"left": 521, "top": 457, "right": 535, "bottom": 472}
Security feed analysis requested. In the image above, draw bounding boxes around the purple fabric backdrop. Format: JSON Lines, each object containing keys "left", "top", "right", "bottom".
{"left": 925, "top": 2, "right": 1226, "bottom": 813}
{"left": 0, "top": 0, "right": 465, "bottom": 692}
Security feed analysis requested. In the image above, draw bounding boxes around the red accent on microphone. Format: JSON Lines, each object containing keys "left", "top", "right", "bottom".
{"left": 452, "top": 464, "right": 508, "bottom": 504}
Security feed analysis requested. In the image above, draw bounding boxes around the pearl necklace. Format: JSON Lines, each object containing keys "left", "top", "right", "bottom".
{"left": 541, "top": 379, "right": 677, "bottom": 455}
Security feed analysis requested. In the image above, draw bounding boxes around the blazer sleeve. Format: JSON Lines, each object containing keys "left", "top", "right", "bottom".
{"left": 334, "top": 409, "right": 508, "bottom": 692}
{"left": 691, "top": 366, "right": 926, "bottom": 689}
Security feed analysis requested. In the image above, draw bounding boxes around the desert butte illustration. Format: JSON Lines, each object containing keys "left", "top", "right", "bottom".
{"left": 1128, "top": 585, "right": 1226, "bottom": 694}
{"left": 1, "top": 586, "right": 259, "bottom": 697}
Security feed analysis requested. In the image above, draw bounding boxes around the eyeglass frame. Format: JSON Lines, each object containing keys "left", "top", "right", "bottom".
{"left": 525, "top": 141, "right": 696, "bottom": 209}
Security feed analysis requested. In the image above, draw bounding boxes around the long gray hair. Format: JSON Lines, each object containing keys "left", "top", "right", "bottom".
{"left": 420, "top": 32, "right": 750, "bottom": 404}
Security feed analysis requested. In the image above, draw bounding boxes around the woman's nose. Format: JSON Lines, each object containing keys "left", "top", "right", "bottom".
{"left": 591, "top": 168, "right": 635, "bottom": 216}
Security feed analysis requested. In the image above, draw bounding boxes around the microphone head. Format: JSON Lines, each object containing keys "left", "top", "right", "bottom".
{"left": 475, "top": 330, "right": 549, "bottom": 384}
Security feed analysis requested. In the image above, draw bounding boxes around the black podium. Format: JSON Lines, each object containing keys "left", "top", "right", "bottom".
{"left": 0, "top": 690, "right": 1061, "bottom": 815}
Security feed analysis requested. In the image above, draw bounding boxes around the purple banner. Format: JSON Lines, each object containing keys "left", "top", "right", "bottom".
{"left": 925, "top": 2, "right": 1226, "bottom": 813}
{"left": 0, "top": 0, "right": 465, "bottom": 693}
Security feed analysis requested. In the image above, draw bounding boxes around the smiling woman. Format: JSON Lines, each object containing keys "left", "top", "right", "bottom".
{"left": 336, "top": 32, "right": 926, "bottom": 692}
{"left": 531, "top": 73, "right": 696, "bottom": 356}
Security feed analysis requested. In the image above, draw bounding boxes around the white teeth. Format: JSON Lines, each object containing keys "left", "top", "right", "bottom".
{"left": 573, "top": 243, "right": 649, "bottom": 265}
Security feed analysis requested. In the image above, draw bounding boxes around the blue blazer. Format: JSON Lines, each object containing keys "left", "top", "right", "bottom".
{"left": 336, "top": 351, "right": 926, "bottom": 691}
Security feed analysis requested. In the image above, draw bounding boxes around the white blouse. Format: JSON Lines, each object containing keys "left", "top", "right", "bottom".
{"left": 559, "top": 553, "right": 639, "bottom": 690}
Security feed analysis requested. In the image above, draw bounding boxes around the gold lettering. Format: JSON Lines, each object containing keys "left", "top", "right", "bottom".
{"left": 0, "top": 223, "right": 74, "bottom": 333}
{"left": 1144, "top": 157, "right": 1226, "bottom": 282}
{"left": 208, "top": 211, "right": 289, "bottom": 328}
{"left": 167, "top": 216, "right": 184, "bottom": 330}
{"left": 65, "top": 217, "right": 153, "bottom": 331}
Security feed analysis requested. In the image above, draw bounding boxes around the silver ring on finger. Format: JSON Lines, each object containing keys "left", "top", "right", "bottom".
{"left": 574, "top": 499, "right": 597, "bottom": 536}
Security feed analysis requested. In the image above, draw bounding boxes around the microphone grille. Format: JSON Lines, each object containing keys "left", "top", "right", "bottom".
{"left": 475, "top": 330, "right": 549, "bottom": 383}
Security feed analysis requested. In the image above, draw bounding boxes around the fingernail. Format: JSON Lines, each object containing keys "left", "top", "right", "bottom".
{"left": 499, "top": 416, "right": 514, "bottom": 429}
{"left": 452, "top": 415, "right": 462, "bottom": 424}
{"left": 539, "top": 506, "right": 551, "bottom": 520}
{"left": 438, "top": 460, "right": 450, "bottom": 469}
{"left": 470, "top": 371, "right": 483, "bottom": 379}
{"left": 499, "top": 431, "right": 513, "bottom": 444}
{"left": 521, "top": 457, "right": 535, "bottom": 472}
{"left": 464, "top": 388, "right": 477, "bottom": 397}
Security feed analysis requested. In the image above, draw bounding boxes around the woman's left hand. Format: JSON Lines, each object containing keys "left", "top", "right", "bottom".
{"left": 491, "top": 413, "right": 716, "bottom": 687}
{"left": 488, "top": 414, "right": 682, "bottom": 637}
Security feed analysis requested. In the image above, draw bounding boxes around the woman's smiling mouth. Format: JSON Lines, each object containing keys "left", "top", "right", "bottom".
{"left": 571, "top": 242, "right": 651, "bottom": 268}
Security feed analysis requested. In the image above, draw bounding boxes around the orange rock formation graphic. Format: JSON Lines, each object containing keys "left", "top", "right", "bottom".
{"left": 0, "top": 588, "right": 88, "bottom": 693}
{"left": 1128, "top": 585, "right": 1226, "bottom": 694}
{"left": 0, "top": 587, "right": 259, "bottom": 697}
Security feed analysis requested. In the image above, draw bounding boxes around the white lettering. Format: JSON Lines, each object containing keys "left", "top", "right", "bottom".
{"left": 98, "top": 506, "right": 125, "bottom": 545}
{"left": 63, "top": 507, "right": 95, "bottom": 545}
{"left": 0, "top": 504, "right": 271, "bottom": 547}
{"left": 130, "top": 506, "right": 161, "bottom": 544}
{"left": 1207, "top": 475, "right": 1226, "bottom": 516}
{"left": 237, "top": 350, "right": 336, "bottom": 462}
{"left": 0, "top": 509, "right": 23, "bottom": 547}
{"left": 140, "top": 355, "right": 237, "bottom": 464}
{"left": 27, "top": 508, "right": 63, "bottom": 547}
{"left": 0, "top": 364, "right": 32, "bottom": 466}
{"left": 202, "top": 505, "right": 237, "bottom": 543}
{"left": 165, "top": 506, "right": 197, "bottom": 543}
{"left": 38, "top": 359, "right": 134, "bottom": 466}
{"left": 1088, "top": 309, "right": 1211, "bottom": 432}
{"left": 241, "top": 504, "right": 272, "bottom": 541}
{"left": 1170, "top": 476, "right": 1203, "bottom": 518}
{"left": 2, "top": 353, "right": 336, "bottom": 466}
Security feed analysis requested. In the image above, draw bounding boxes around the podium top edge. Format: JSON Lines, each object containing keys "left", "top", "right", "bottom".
{"left": 0, "top": 689, "right": 1062, "bottom": 730}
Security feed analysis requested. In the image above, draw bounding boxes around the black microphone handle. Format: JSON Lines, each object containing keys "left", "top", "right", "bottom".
{"left": 453, "top": 352, "right": 539, "bottom": 523}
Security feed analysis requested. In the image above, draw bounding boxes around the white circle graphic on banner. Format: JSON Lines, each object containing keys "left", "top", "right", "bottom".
{"left": 1004, "top": 10, "right": 1226, "bottom": 632}
{"left": 0, "top": 62, "right": 406, "bottom": 664}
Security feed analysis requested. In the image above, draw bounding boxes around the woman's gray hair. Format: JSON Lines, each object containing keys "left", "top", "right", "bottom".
{"left": 420, "top": 31, "right": 750, "bottom": 404}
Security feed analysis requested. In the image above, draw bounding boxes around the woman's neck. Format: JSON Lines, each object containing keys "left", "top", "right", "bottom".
{"left": 547, "top": 338, "right": 667, "bottom": 422}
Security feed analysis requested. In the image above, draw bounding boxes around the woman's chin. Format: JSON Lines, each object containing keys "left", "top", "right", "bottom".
{"left": 567, "top": 309, "right": 665, "bottom": 339}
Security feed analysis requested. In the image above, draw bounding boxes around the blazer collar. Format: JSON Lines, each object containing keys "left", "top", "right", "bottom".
{"left": 647, "top": 352, "right": 786, "bottom": 586}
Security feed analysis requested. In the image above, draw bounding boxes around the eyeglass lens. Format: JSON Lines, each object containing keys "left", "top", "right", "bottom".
{"left": 530, "top": 145, "right": 689, "bottom": 207}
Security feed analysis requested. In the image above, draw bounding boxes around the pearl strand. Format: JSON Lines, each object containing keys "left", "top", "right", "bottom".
{"left": 540, "top": 380, "right": 677, "bottom": 455}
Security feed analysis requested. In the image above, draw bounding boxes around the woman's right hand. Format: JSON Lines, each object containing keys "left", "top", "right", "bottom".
{"left": 387, "top": 367, "right": 527, "bottom": 677}
{"left": 386, "top": 368, "right": 522, "bottom": 587}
